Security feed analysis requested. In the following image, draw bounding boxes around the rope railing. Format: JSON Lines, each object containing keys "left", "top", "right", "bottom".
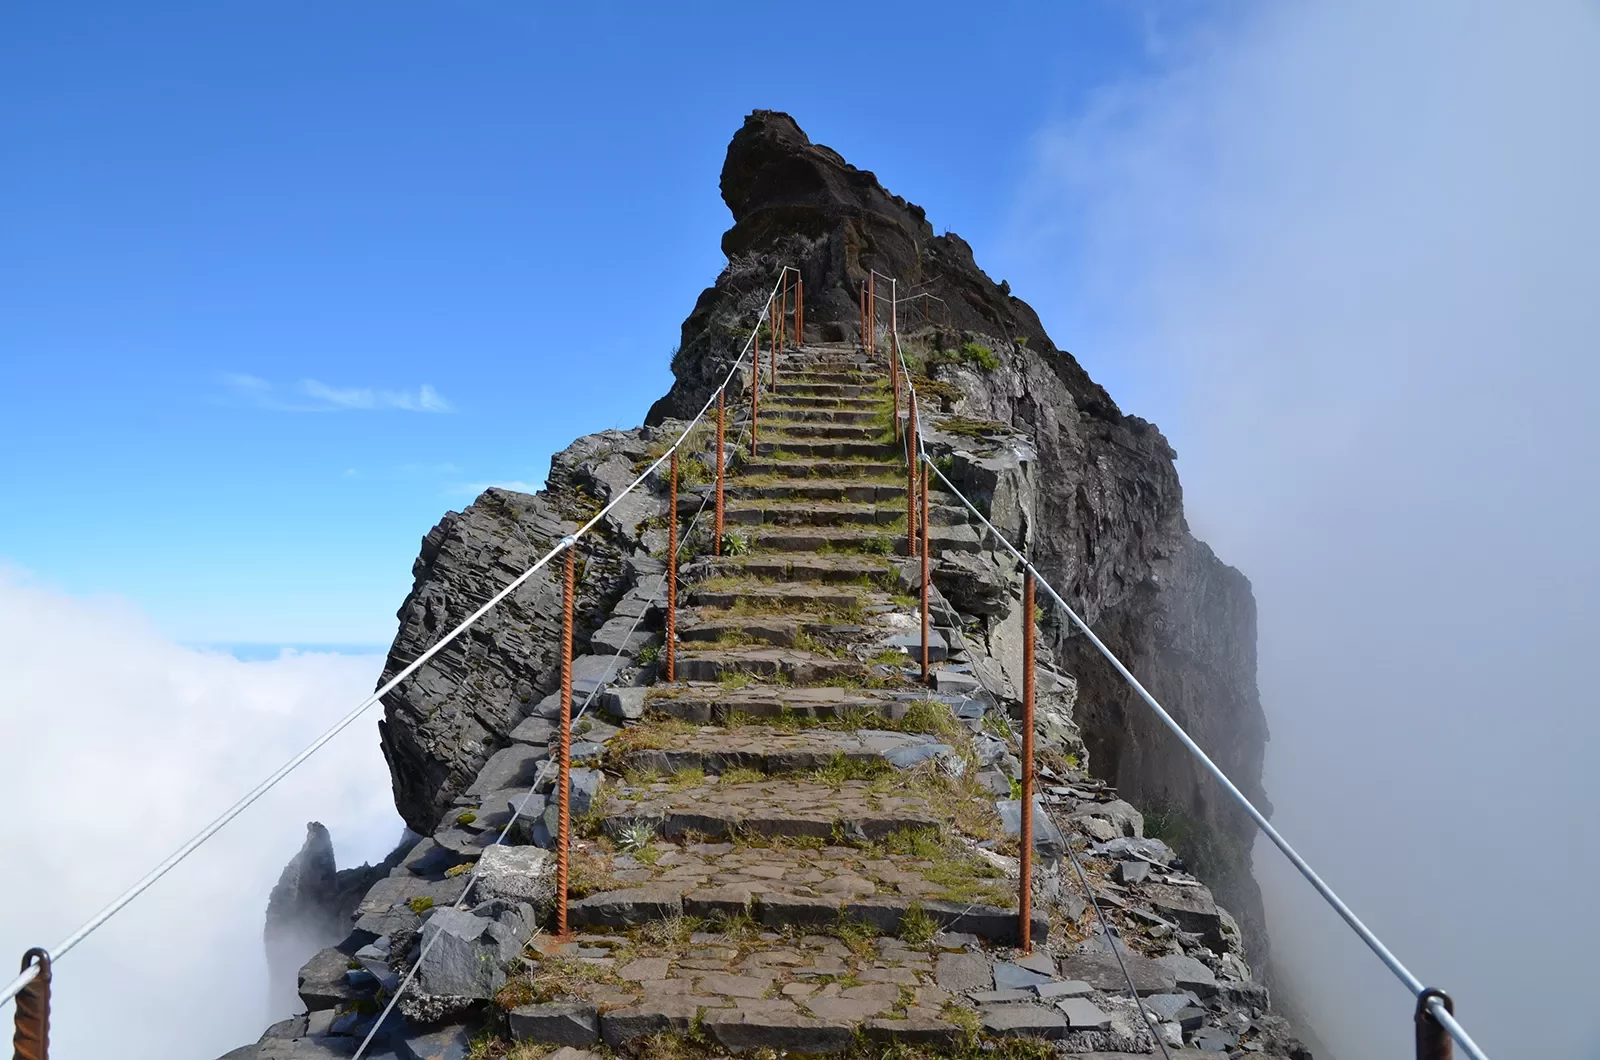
{"left": 2, "top": 266, "right": 799, "bottom": 1054}
{"left": 876, "top": 269, "right": 1486, "bottom": 1060}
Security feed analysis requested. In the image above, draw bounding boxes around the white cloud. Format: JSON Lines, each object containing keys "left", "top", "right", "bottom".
{"left": 300, "top": 379, "right": 453, "bottom": 412}
{"left": 217, "top": 373, "right": 454, "bottom": 412}
{"left": 1018, "top": 3, "right": 1600, "bottom": 1058}
{"left": 0, "top": 568, "right": 403, "bottom": 1058}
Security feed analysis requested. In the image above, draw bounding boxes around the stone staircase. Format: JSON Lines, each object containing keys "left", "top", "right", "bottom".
{"left": 502, "top": 344, "right": 1045, "bottom": 1052}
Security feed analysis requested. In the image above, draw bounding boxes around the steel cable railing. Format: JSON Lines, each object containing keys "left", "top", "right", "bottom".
{"left": 0, "top": 266, "right": 795, "bottom": 1019}
{"left": 882, "top": 278, "right": 1488, "bottom": 1060}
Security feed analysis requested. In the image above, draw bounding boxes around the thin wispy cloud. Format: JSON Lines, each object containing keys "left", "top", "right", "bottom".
{"left": 218, "top": 374, "right": 453, "bottom": 413}
{"left": 300, "top": 380, "right": 452, "bottom": 412}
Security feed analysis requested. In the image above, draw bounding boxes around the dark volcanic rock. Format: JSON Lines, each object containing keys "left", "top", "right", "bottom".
{"left": 264, "top": 822, "right": 411, "bottom": 1019}
{"left": 646, "top": 109, "right": 1273, "bottom": 969}
{"left": 377, "top": 424, "right": 671, "bottom": 835}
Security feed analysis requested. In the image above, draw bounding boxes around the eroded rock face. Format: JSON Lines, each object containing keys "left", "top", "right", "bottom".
{"left": 377, "top": 427, "right": 671, "bottom": 835}
{"left": 647, "top": 109, "right": 1273, "bottom": 969}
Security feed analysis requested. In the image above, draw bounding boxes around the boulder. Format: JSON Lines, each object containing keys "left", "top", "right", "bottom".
{"left": 414, "top": 902, "right": 536, "bottom": 999}
{"left": 474, "top": 844, "right": 556, "bottom": 907}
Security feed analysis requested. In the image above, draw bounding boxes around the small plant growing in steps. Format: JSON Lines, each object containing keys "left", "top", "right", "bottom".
{"left": 615, "top": 818, "right": 657, "bottom": 854}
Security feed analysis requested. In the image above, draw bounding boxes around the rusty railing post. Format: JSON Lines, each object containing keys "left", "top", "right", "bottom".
{"left": 906, "top": 398, "right": 919, "bottom": 558}
{"left": 1416, "top": 990, "right": 1454, "bottom": 1060}
{"left": 868, "top": 271, "right": 875, "bottom": 354}
{"left": 1020, "top": 571, "right": 1036, "bottom": 952}
{"left": 715, "top": 388, "right": 725, "bottom": 556}
{"left": 555, "top": 547, "right": 574, "bottom": 937}
{"left": 859, "top": 281, "right": 866, "bottom": 350}
{"left": 796, "top": 274, "right": 804, "bottom": 347}
{"left": 920, "top": 455, "right": 931, "bottom": 684}
{"left": 770, "top": 296, "right": 778, "bottom": 390}
{"left": 891, "top": 335, "right": 901, "bottom": 442}
{"left": 780, "top": 271, "right": 788, "bottom": 350}
{"left": 667, "top": 450, "right": 678, "bottom": 683}
{"left": 13, "top": 948, "right": 50, "bottom": 1060}
{"left": 750, "top": 340, "right": 760, "bottom": 459}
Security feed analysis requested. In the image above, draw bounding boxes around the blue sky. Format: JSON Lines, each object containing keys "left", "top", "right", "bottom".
{"left": 0, "top": 0, "right": 1179, "bottom": 643}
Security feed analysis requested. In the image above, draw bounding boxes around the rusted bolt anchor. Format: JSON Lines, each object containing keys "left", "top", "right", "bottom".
{"left": 13, "top": 948, "right": 51, "bottom": 1060}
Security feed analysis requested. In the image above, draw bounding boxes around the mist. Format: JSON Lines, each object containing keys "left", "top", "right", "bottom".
{"left": 0, "top": 567, "right": 403, "bottom": 1058}
{"left": 1014, "top": 2, "right": 1600, "bottom": 1057}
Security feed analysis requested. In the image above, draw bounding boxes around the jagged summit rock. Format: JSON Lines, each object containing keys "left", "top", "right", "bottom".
{"left": 649, "top": 108, "right": 1115, "bottom": 426}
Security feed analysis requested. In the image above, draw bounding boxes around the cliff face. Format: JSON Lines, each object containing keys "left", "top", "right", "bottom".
{"left": 650, "top": 110, "right": 1273, "bottom": 967}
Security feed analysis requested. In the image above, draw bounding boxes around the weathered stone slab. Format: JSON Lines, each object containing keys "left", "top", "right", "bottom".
{"left": 1057, "top": 951, "right": 1178, "bottom": 996}
{"left": 701, "top": 1007, "right": 855, "bottom": 1054}
{"left": 599, "top": 996, "right": 702, "bottom": 1045}
{"left": 935, "top": 951, "right": 993, "bottom": 993}
{"left": 568, "top": 885, "right": 684, "bottom": 927}
{"left": 1156, "top": 953, "right": 1219, "bottom": 996}
{"left": 980, "top": 1003, "right": 1069, "bottom": 1038}
{"left": 509, "top": 1001, "right": 600, "bottom": 1046}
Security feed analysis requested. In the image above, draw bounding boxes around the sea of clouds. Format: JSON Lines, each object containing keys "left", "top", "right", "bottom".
{"left": 0, "top": 567, "right": 404, "bottom": 1059}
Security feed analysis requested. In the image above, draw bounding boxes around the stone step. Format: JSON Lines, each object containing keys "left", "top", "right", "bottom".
{"left": 686, "top": 582, "right": 875, "bottom": 613}
{"left": 762, "top": 406, "right": 882, "bottom": 425}
{"left": 673, "top": 647, "right": 871, "bottom": 684}
{"left": 765, "top": 422, "right": 887, "bottom": 442}
{"left": 752, "top": 525, "right": 980, "bottom": 555}
{"left": 675, "top": 614, "right": 876, "bottom": 646}
{"left": 678, "top": 614, "right": 871, "bottom": 649}
{"left": 722, "top": 500, "right": 902, "bottom": 528}
{"left": 756, "top": 439, "right": 900, "bottom": 460}
{"left": 705, "top": 552, "right": 898, "bottom": 587}
{"left": 613, "top": 724, "right": 961, "bottom": 777}
{"left": 738, "top": 459, "right": 903, "bottom": 479}
{"left": 762, "top": 394, "right": 882, "bottom": 411}
{"left": 643, "top": 685, "right": 909, "bottom": 725}
{"left": 780, "top": 370, "right": 881, "bottom": 385}
{"left": 724, "top": 480, "right": 904, "bottom": 503}
{"left": 775, "top": 382, "right": 877, "bottom": 399}
{"left": 564, "top": 840, "right": 1041, "bottom": 944}
{"left": 503, "top": 932, "right": 1004, "bottom": 1053}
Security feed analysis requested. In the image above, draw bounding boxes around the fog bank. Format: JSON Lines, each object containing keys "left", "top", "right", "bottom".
{"left": 1018, "top": 2, "right": 1600, "bottom": 1057}
{"left": 0, "top": 567, "right": 402, "bottom": 1058}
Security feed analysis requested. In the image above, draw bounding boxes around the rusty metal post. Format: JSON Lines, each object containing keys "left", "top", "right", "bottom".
{"left": 13, "top": 948, "right": 50, "bottom": 1060}
{"left": 796, "top": 275, "right": 804, "bottom": 347}
{"left": 1020, "top": 572, "right": 1036, "bottom": 952}
{"left": 555, "top": 548, "right": 574, "bottom": 937}
{"left": 891, "top": 334, "right": 901, "bottom": 442}
{"left": 667, "top": 449, "right": 679, "bottom": 683}
{"left": 1416, "top": 990, "right": 1454, "bottom": 1060}
{"left": 870, "top": 272, "right": 877, "bottom": 354}
{"left": 859, "top": 281, "right": 866, "bottom": 349}
{"left": 715, "top": 388, "right": 725, "bottom": 556}
{"left": 780, "top": 273, "right": 788, "bottom": 350}
{"left": 920, "top": 457, "right": 930, "bottom": 684}
{"left": 906, "top": 399, "right": 919, "bottom": 558}
{"left": 750, "top": 343, "right": 760, "bottom": 458}
{"left": 770, "top": 297, "right": 778, "bottom": 390}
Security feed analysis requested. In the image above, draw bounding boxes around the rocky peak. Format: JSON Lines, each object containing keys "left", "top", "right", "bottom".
{"left": 650, "top": 109, "right": 1117, "bottom": 425}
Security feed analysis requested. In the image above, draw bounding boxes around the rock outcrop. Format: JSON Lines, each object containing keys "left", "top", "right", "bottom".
{"left": 264, "top": 823, "right": 413, "bottom": 1020}
{"left": 650, "top": 109, "right": 1273, "bottom": 968}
